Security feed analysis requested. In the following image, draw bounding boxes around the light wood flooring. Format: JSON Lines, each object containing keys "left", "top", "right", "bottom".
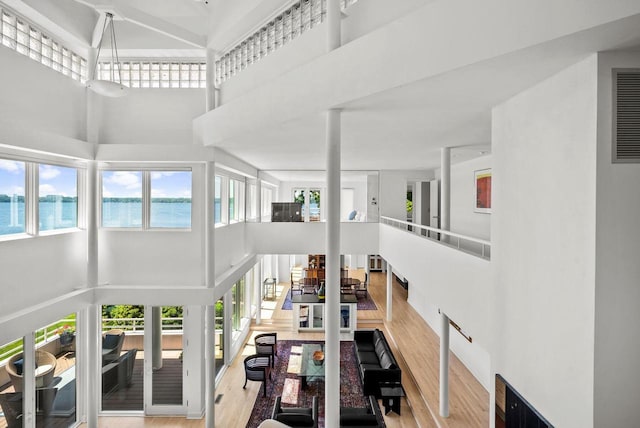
{"left": 83, "top": 270, "right": 489, "bottom": 427}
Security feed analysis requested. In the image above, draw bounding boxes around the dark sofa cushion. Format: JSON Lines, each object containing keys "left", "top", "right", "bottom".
{"left": 356, "top": 342, "right": 375, "bottom": 352}
{"left": 357, "top": 351, "right": 380, "bottom": 365}
{"left": 275, "top": 412, "right": 315, "bottom": 426}
{"left": 379, "top": 352, "right": 397, "bottom": 370}
{"left": 340, "top": 413, "right": 378, "bottom": 426}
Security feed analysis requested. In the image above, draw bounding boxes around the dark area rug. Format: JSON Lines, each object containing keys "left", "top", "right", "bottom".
{"left": 245, "top": 340, "right": 385, "bottom": 428}
{"left": 281, "top": 290, "right": 378, "bottom": 311}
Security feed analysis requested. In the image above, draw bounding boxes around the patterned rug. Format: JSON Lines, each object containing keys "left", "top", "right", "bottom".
{"left": 281, "top": 290, "right": 378, "bottom": 311}
{"left": 245, "top": 340, "right": 386, "bottom": 428}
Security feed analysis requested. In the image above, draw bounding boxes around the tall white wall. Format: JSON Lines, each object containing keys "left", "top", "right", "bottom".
{"left": 0, "top": 47, "right": 86, "bottom": 141}
{"left": 593, "top": 51, "right": 640, "bottom": 428}
{"left": 99, "top": 89, "right": 205, "bottom": 145}
{"left": 98, "top": 163, "right": 206, "bottom": 287}
{"left": 491, "top": 55, "right": 598, "bottom": 428}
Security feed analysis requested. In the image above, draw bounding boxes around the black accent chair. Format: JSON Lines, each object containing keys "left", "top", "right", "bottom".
{"left": 243, "top": 354, "right": 271, "bottom": 397}
{"left": 255, "top": 332, "right": 277, "bottom": 367}
{"left": 102, "top": 329, "right": 125, "bottom": 365}
{"left": 102, "top": 348, "right": 138, "bottom": 394}
{"left": 340, "top": 395, "right": 384, "bottom": 427}
{"left": 271, "top": 395, "right": 318, "bottom": 428}
{"left": 0, "top": 393, "right": 22, "bottom": 428}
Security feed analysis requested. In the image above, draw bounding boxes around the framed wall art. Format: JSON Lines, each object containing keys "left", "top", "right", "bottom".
{"left": 474, "top": 168, "right": 492, "bottom": 213}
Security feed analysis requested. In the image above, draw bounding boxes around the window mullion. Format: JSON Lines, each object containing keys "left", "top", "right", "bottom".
{"left": 221, "top": 176, "right": 229, "bottom": 224}
{"left": 25, "top": 162, "right": 38, "bottom": 235}
{"left": 143, "top": 171, "right": 150, "bottom": 230}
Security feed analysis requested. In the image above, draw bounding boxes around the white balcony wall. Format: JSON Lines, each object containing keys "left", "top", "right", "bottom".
{"left": 594, "top": 51, "right": 640, "bottom": 427}
{"left": 214, "top": 222, "right": 248, "bottom": 278}
{"left": 99, "top": 89, "right": 206, "bottom": 145}
{"left": 492, "top": 55, "right": 598, "bottom": 428}
{"left": 98, "top": 164, "right": 206, "bottom": 287}
{"left": 195, "top": 0, "right": 640, "bottom": 146}
{"left": 0, "top": 46, "right": 86, "bottom": 142}
{"left": 219, "top": 0, "right": 427, "bottom": 103}
{"left": 0, "top": 232, "right": 88, "bottom": 318}
{"left": 247, "top": 222, "right": 378, "bottom": 256}
{"left": 379, "top": 223, "right": 491, "bottom": 389}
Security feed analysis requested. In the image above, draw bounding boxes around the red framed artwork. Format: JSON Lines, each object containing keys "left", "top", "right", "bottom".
{"left": 474, "top": 169, "right": 492, "bottom": 213}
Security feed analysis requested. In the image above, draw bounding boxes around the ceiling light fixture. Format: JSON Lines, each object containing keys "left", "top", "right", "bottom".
{"left": 87, "top": 12, "right": 127, "bottom": 97}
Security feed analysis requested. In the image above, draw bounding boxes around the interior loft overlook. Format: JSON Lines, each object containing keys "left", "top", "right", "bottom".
{"left": 1, "top": 0, "right": 640, "bottom": 428}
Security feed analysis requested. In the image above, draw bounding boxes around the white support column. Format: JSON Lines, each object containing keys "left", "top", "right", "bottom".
{"left": 256, "top": 174, "right": 262, "bottom": 223}
{"left": 386, "top": 265, "right": 393, "bottom": 322}
{"left": 440, "top": 148, "right": 451, "bottom": 238}
{"left": 325, "top": 107, "right": 341, "bottom": 428}
{"left": 23, "top": 333, "right": 35, "bottom": 428}
{"left": 87, "top": 161, "right": 98, "bottom": 287}
{"left": 327, "top": 0, "right": 341, "bottom": 51}
{"left": 206, "top": 48, "right": 218, "bottom": 111}
{"left": 86, "top": 304, "right": 100, "bottom": 427}
{"left": 152, "top": 306, "right": 163, "bottom": 369}
{"left": 439, "top": 310, "right": 450, "bottom": 417}
{"left": 205, "top": 304, "right": 215, "bottom": 428}
{"left": 255, "top": 263, "right": 262, "bottom": 325}
{"left": 205, "top": 158, "right": 216, "bottom": 427}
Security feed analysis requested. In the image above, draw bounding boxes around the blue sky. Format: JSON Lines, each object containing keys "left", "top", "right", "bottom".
{"left": 102, "top": 171, "right": 191, "bottom": 198}
{"left": 39, "top": 164, "right": 77, "bottom": 197}
{"left": 0, "top": 160, "right": 25, "bottom": 196}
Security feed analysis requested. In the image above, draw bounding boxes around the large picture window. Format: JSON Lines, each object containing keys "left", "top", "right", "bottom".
{"left": 214, "top": 175, "right": 222, "bottom": 225}
{"left": 0, "top": 159, "right": 25, "bottom": 236}
{"left": 150, "top": 171, "right": 192, "bottom": 228}
{"left": 102, "top": 171, "right": 143, "bottom": 228}
{"left": 229, "top": 178, "right": 245, "bottom": 223}
{"left": 101, "top": 169, "right": 192, "bottom": 229}
{"left": 39, "top": 164, "right": 77, "bottom": 231}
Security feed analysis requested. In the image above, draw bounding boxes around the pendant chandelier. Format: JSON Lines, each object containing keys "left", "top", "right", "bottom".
{"left": 87, "top": 12, "right": 127, "bottom": 97}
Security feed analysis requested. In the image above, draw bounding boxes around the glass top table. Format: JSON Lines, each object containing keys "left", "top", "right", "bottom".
{"left": 287, "top": 343, "right": 325, "bottom": 389}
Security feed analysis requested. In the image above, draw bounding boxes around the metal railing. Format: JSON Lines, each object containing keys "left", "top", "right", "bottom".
{"left": 0, "top": 318, "right": 76, "bottom": 362}
{"left": 102, "top": 317, "right": 183, "bottom": 333}
{"left": 380, "top": 216, "right": 491, "bottom": 260}
{"left": 215, "top": 0, "right": 359, "bottom": 85}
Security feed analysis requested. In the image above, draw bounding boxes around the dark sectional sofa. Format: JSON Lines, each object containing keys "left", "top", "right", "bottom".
{"left": 353, "top": 329, "right": 402, "bottom": 397}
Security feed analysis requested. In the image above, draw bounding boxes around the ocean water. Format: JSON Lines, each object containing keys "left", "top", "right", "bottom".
{"left": 0, "top": 201, "right": 193, "bottom": 234}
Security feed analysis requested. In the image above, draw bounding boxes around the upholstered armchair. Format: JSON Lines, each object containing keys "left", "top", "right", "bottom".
{"left": 102, "top": 329, "right": 125, "bottom": 365}
{"left": 255, "top": 332, "right": 277, "bottom": 367}
{"left": 243, "top": 354, "right": 271, "bottom": 397}
{"left": 271, "top": 395, "right": 318, "bottom": 428}
{"left": 5, "top": 350, "right": 57, "bottom": 392}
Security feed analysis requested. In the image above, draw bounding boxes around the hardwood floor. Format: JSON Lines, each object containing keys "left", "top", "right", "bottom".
{"left": 80, "top": 269, "right": 489, "bottom": 427}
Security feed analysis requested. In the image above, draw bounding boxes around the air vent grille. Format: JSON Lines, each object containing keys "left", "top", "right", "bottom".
{"left": 613, "top": 70, "right": 640, "bottom": 163}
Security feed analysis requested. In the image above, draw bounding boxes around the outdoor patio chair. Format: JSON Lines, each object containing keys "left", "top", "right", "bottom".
{"left": 255, "top": 332, "right": 277, "bottom": 367}
{"left": 271, "top": 395, "right": 318, "bottom": 428}
{"left": 102, "top": 329, "right": 125, "bottom": 365}
{"left": 5, "top": 350, "right": 57, "bottom": 392}
{"left": 243, "top": 354, "right": 271, "bottom": 397}
{"left": 0, "top": 392, "right": 22, "bottom": 428}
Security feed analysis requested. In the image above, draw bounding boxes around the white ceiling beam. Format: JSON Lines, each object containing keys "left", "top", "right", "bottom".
{"left": 76, "top": 0, "right": 206, "bottom": 48}
{"left": 90, "top": 11, "right": 107, "bottom": 48}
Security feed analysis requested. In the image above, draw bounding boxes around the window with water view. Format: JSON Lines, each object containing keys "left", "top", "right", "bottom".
{"left": 0, "top": 159, "right": 25, "bottom": 236}
{"left": 39, "top": 164, "right": 77, "bottom": 231}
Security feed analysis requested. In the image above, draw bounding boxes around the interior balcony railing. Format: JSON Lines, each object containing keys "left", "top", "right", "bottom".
{"left": 215, "top": 0, "right": 359, "bottom": 85}
{"left": 380, "top": 216, "right": 491, "bottom": 260}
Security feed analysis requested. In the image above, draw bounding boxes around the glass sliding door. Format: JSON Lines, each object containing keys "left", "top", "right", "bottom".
{"left": 148, "top": 306, "right": 184, "bottom": 409}
{"left": 215, "top": 298, "right": 224, "bottom": 376}
{"left": 101, "top": 304, "right": 143, "bottom": 411}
